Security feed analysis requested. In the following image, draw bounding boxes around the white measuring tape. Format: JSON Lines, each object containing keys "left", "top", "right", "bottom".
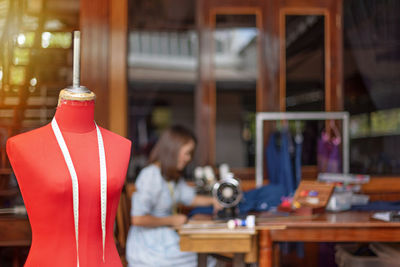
{"left": 52, "top": 118, "right": 107, "bottom": 266}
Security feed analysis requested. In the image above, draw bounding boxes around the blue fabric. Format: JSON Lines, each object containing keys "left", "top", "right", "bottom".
{"left": 189, "top": 184, "right": 285, "bottom": 217}
{"left": 294, "top": 138, "right": 303, "bottom": 188}
{"left": 294, "top": 136, "right": 305, "bottom": 258}
{"left": 266, "top": 131, "right": 296, "bottom": 196}
{"left": 266, "top": 133, "right": 279, "bottom": 184}
{"left": 238, "top": 184, "right": 285, "bottom": 214}
{"left": 188, "top": 206, "right": 213, "bottom": 217}
{"left": 267, "top": 131, "right": 304, "bottom": 259}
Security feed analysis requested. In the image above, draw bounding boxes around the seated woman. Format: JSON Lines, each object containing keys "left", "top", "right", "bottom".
{"left": 126, "top": 125, "right": 220, "bottom": 267}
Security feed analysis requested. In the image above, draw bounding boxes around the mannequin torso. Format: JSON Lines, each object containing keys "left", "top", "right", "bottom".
{"left": 6, "top": 99, "right": 131, "bottom": 266}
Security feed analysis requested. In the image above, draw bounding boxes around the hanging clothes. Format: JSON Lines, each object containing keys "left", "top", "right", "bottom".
{"left": 294, "top": 132, "right": 303, "bottom": 188}
{"left": 265, "top": 125, "right": 305, "bottom": 259}
{"left": 300, "top": 121, "right": 319, "bottom": 165}
{"left": 317, "top": 131, "right": 341, "bottom": 173}
{"left": 266, "top": 130, "right": 296, "bottom": 196}
{"left": 317, "top": 125, "right": 342, "bottom": 267}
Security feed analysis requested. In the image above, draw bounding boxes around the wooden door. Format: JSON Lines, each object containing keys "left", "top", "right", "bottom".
{"left": 196, "top": 0, "right": 342, "bottom": 173}
{"left": 274, "top": 0, "right": 343, "bottom": 112}
{"left": 196, "top": 0, "right": 271, "bottom": 169}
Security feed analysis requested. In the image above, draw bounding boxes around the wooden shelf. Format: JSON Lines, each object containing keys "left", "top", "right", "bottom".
{"left": 0, "top": 188, "right": 19, "bottom": 197}
{"left": 0, "top": 168, "right": 12, "bottom": 175}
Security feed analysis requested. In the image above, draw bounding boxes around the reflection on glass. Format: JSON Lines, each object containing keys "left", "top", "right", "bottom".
{"left": 281, "top": 15, "right": 327, "bottom": 167}
{"left": 41, "top": 32, "right": 72, "bottom": 49}
{"left": 350, "top": 113, "right": 370, "bottom": 138}
{"left": 16, "top": 32, "right": 35, "bottom": 48}
{"left": 13, "top": 48, "right": 30, "bottom": 65}
{"left": 215, "top": 14, "right": 258, "bottom": 168}
{"left": 285, "top": 15, "right": 325, "bottom": 111}
{"left": 127, "top": 0, "right": 197, "bottom": 179}
{"left": 344, "top": 1, "right": 400, "bottom": 175}
{"left": 370, "top": 108, "right": 400, "bottom": 136}
{"left": 0, "top": 0, "right": 77, "bottom": 160}
{"left": 10, "top": 66, "right": 26, "bottom": 86}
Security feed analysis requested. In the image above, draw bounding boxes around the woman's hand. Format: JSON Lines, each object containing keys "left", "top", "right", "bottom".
{"left": 191, "top": 195, "right": 223, "bottom": 214}
{"left": 212, "top": 198, "right": 223, "bottom": 214}
{"left": 169, "top": 214, "right": 188, "bottom": 227}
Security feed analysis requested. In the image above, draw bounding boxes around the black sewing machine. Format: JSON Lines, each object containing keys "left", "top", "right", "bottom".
{"left": 212, "top": 175, "right": 242, "bottom": 220}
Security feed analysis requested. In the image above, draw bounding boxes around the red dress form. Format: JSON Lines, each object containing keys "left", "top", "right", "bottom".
{"left": 6, "top": 99, "right": 131, "bottom": 267}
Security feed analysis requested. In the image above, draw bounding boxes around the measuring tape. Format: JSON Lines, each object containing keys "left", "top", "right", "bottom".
{"left": 52, "top": 118, "right": 107, "bottom": 266}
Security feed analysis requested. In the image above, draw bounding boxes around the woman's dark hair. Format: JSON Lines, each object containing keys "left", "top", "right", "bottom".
{"left": 148, "top": 125, "right": 196, "bottom": 181}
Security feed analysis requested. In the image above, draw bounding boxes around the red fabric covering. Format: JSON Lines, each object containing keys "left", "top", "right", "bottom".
{"left": 7, "top": 99, "right": 131, "bottom": 266}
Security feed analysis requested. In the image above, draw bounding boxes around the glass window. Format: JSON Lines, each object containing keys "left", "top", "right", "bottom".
{"left": 285, "top": 15, "right": 325, "bottom": 111}
{"left": 214, "top": 14, "right": 258, "bottom": 168}
{"left": 344, "top": 0, "right": 400, "bottom": 175}
{"left": 127, "top": 0, "right": 197, "bottom": 179}
{"left": 0, "top": 1, "right": 77, "bottom": 129}
{"left": 283, "top": 14, "right": 326, "bottom": 166}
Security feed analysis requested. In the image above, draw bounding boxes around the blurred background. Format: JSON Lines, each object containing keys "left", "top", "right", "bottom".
{"left": 1, "top": 0, "right": 400, "bottom": 266}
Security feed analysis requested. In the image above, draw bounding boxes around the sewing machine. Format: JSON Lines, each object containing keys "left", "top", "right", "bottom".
{"left": 212, "top": 174, "right": 242, "bottom": 220}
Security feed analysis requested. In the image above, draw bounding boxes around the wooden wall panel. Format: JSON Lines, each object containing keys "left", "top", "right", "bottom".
{"left": 327, "top": 0, "right": 343, "bottom": 111}
{"left": 80, "top": 0, "right": 128, "bottom": 136}
{"left": 263, "top": 0, "right": 280, "bottom": 113}
{"left": 196, "top": 0, "right": 214, "bottom": 165}
{"left": 109, "top": 0, "right": 128, "bottom": 137}
{"left": 196, "top": 0, "right": 274, "bottom": 165}
{"left": 80, "top": 0, "right": 110, "bottom": 128}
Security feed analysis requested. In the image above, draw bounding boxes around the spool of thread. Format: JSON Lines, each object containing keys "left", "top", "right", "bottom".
{"left": 246, "top": 215, "right": 255, "bottom": 228}
{"left": 194, "top": 167, "right": 204, "bottom": 181}
{"left": 219, "top": 163, "right": 230, "bottom": 180}
{"left": 227, "top": 215, "right": 256, "bottom": 229}
{"left": 203, "top": 166, "right": 216, "bottom": 183}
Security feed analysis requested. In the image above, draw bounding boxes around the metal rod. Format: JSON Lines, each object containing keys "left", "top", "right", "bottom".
{"left": 255, "top": 112, "right": 350, "bottom": 188}
{"left": 72, "top": 31, "right": 80, "bottom": 88}
{"left": 343, "top": 113, "right": 350, "bottom": 175}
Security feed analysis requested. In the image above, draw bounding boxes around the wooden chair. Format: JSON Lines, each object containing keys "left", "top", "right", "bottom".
{"left": 115, "top": 183, "right": 136, "bottom": 266}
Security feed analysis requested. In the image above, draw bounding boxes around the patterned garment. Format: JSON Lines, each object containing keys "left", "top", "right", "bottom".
{"left": 317, "top": 131, "right": 341, "bottom": 173}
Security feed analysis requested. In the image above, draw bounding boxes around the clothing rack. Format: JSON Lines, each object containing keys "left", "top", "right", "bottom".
{"left": 255, "top": 112, "right": 350, "bottom": 188}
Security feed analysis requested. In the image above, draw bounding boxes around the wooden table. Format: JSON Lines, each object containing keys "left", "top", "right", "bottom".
{"left": 257, "top": 211, "right": 400, "bottom": 267}
{"left": 179, "top": 225, "right": 258, "bottom": 267}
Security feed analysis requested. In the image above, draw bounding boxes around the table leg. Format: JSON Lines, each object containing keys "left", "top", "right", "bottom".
{"left": 198, "top": 253, "right": 207, "bottom": 267}
{"left": 273, "top": 242, "right": 280, "bottom": 267}
{"left": 233, "top": 253, "right": 245, "bottom": 267}
{"left": 259, "top": 230, "right": 273, "bottom": 267}
{"left": 13, "top": 248, "right": 19, "bottom": 267}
